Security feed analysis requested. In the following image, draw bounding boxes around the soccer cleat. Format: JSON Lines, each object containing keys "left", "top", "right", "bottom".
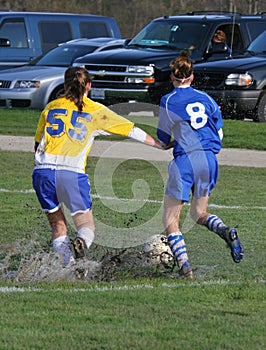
{"left": 73, "top": 237, "right": 88, "bottom": 259}
{"left": 221, "top": 227, "right": 244, "bottom": 263}
{"left": 179, "top": 262, "right": 194, "bottom": 280}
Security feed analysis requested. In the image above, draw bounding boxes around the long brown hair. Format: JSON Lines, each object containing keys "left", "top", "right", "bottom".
{"left": 170, "top": 50, "right": 193, "bottom": 82}
{"left": 213, "top": 29, "right": 227, "bottom": 43}
{"left": 63, "top": 67, "right": 92, "bottom": 112}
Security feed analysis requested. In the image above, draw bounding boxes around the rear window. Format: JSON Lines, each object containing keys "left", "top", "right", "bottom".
{"left": 80, "top": 21, "right": 110, "bottom": 38}
{"left": 39, "top": 21, "right": 73, "bottom": 53}
{"left": 36, "top": 44, "right": 97, "bottom": 67}
{"left": 246, "top": 22, "right": 266, "bottom": 41}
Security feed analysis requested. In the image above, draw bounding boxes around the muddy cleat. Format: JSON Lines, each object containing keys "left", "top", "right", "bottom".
{"left": 73, "top": 237, "right": 88, "bottom": 259}
{"left": 222, "top": 228, "right": 244, "bottom": 263}
{"left": 179, "top": 262, "right": 194, "bottom": 280}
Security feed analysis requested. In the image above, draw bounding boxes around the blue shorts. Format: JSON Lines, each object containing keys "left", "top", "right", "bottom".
{"left": 32, "top": 169, "right": 92, "bottom": 215}
{"left": 165, "top": 151, "right": 218, "bottom": 202}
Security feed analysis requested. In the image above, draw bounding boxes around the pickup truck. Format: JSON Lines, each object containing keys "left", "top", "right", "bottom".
{"left": 73, "top": 12, "right": 266, "bottom": 106}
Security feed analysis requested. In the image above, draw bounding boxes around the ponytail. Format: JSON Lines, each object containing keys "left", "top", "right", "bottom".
{"left": 63, "top": 67, "right": 92, "bottom": 112}
{"left": 170, "top": 51, "right": 193, "bottom": 82}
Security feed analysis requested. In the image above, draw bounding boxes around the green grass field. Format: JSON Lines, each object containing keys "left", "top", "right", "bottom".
{"left": 1, "top": 109, "right": 266, "bottom": 149}
{"left": 0, "top": 110, "right": 265, "bottom": 349}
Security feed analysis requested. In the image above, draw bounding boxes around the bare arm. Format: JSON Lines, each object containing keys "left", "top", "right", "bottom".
{"left": 128, "top": 126, "right": 163, "bottom": 149}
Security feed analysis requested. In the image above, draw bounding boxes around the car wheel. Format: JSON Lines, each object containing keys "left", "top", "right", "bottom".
{"left": 49, "top": 85, "right": 65, "bottom": 102}
{"left": 257, "top": 92, "right": 266, "bottom": 122}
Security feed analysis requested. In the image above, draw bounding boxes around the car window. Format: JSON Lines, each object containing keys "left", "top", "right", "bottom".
{"left": 246, "top": 22, "right": 266, "bottom": 41}
{"left": 39, "top": 21, "right": 73, "bottom": 53}
{"left": 248, "top": 30, "right": 266, "bottom": 53}
{"left": 36, "top": 44, "right": 97, "bottom": 67}
{"left": 211, "top": 24, "right": 245, "bottom": 52}
{"left": 0, "top": 18, "right": 28, "bottom": 48}
{"left": 80, "top": 22, "right": 110, "bottom": 38}
{"left": 129, "top": 20, "right": 210, "bottom": 50}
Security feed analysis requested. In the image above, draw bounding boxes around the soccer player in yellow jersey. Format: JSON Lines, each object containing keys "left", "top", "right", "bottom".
{"left": 32, "top": 66, "right": 162, "bottom": 266}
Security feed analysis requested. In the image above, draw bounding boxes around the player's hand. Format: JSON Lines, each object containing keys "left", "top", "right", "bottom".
{"left": 163, "top": 141, "right": 174, "bottom": 150}
{"left": 153, "top": 140, "right": 164, "bottom": 149}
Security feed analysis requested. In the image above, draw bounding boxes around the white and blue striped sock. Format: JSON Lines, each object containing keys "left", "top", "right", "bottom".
{"left": 167, "top": 232, "right": 189, "bottom": 269}
{"left": 205, "top": 215, "right": 227, "bottom": 235}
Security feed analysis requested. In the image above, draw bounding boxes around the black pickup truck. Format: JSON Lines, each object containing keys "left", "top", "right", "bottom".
{"left": 73, "top": 12, "right": 266, "bottom": 106}
{"left": 193, "top": 30, "right": 266, "bottom": 122}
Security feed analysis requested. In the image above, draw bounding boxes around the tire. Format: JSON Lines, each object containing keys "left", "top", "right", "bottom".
{"left": 49, "top": 85, "right": 65, "bottom": 102}
{"left": 257, "top": 92, "right": 266, "bottom": 122}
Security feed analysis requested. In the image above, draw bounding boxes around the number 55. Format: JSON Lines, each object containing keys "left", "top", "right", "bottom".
{"left": 46, "top": 108, "right": 91, "bottom": 141}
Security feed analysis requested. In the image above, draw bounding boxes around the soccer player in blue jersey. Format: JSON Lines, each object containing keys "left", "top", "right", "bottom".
{"left": 157, "top": 51, "right": 244, "bottom": 279}
{"left": 32, "top": 66, "right": 162, "bottom": 266}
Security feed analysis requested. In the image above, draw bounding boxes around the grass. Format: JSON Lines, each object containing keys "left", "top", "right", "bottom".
{"left": 0, "top": 109, "right": 266, "bottom": 150}
{"left": 0, "top": 283, "right": 264, "bottom": 350}
{"left": 0, "top": 109, "right": 265, "bottom": 349}
{"left": 0, "top": 148, "right": 265, "bottom": 349}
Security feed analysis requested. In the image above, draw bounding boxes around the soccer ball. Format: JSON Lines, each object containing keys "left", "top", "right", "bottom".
{"left": 143, "top": 234, "right": 174, "bottom": 267}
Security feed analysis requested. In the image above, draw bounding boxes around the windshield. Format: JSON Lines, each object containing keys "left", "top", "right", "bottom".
{"left": 247, "top": 30, "right": 266, "bottom": 54}
{"left": 32, "top": 44, "right": 97, "bottom": 67}
{"left": 128, "top": 20, "right": 210, "bottom": 50}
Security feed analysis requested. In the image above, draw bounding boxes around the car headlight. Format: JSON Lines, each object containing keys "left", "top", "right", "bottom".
{"left": 127, "top": 65, "right": 154, "bottom": 75}
{"left": 126, "top": 77, "right": 155, "bottom": 84}
{"left": 73, "top": 63, "right": 85, "bottom": 68}
{"left": 225, "top": 73, "right": 253, "bottom": 86}
{"left": 14, "top": 80, "right": 40, "bottom": 88}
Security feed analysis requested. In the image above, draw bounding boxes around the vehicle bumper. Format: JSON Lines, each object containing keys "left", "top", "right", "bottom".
{"left": 0, "top": 89, "right": 45, "bottom": 109}
{"left": 89, "top": 79, "right": 173, "bottom": 105}
{"left": 90, "top": 87, "right": 151, "bottom": 103}
{"left": 206, "top": 89, "right": 261, "bottom": 114}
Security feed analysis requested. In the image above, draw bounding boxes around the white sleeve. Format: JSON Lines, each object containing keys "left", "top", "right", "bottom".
{"left": 128, "top": 126, "right": 147, "bottom": 143}
{"left": 218, "top": 128, "right": 223, "bottom": 140}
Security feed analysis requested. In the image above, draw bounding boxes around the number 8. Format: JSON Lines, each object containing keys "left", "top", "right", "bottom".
{"left": 186, "top": 102, "right": 208, "bottom": 129}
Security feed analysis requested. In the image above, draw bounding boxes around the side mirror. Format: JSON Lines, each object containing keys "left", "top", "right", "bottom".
{"left": 210, "top": 42, "right": 229, "bottom": 53}
{"left": 0, "top": 38, "right": 10, "bottom": 47}
{"left": 123, "top": 38, "right": 132, "bottom": 46}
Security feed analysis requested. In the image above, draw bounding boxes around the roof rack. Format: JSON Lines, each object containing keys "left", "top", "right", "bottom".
{"left": 186, "top": 11, "right": 242, "bottom": 16}
{"left": 256, "top": 12, "right": 266, "bottom": 17}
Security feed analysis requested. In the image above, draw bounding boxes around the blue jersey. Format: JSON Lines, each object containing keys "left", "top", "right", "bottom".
{"left": 157, "top": 86, "right": 223, "bottom": 157}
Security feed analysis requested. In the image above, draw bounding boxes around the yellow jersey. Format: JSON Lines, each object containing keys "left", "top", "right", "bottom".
{"left": 34, "top": 96, "right": 134, "bottom": 173}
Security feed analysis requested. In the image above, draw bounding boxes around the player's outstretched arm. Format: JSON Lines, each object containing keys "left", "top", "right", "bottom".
{"left": 128, "top": 126, "right": 163, "bottom": 149}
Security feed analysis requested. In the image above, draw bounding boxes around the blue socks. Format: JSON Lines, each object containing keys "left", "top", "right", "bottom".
{"left": 168, "top": 232, "right": 190, "bottom": 269}
{"left": 167, "top": 216, "right": 228, "bottom": 269}
{"left": 205, "top": 215, "right": 227, "bottom": 236}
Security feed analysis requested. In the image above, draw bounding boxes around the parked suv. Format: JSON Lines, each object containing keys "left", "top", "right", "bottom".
{"left": 73, "top": 12, "right": 266, "bottom": 105}
{"left": 193, "top": 30, "right": 266, "bottom": 122}
{"left": 0, "top": 12, "right": 121, "bottom": 70}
